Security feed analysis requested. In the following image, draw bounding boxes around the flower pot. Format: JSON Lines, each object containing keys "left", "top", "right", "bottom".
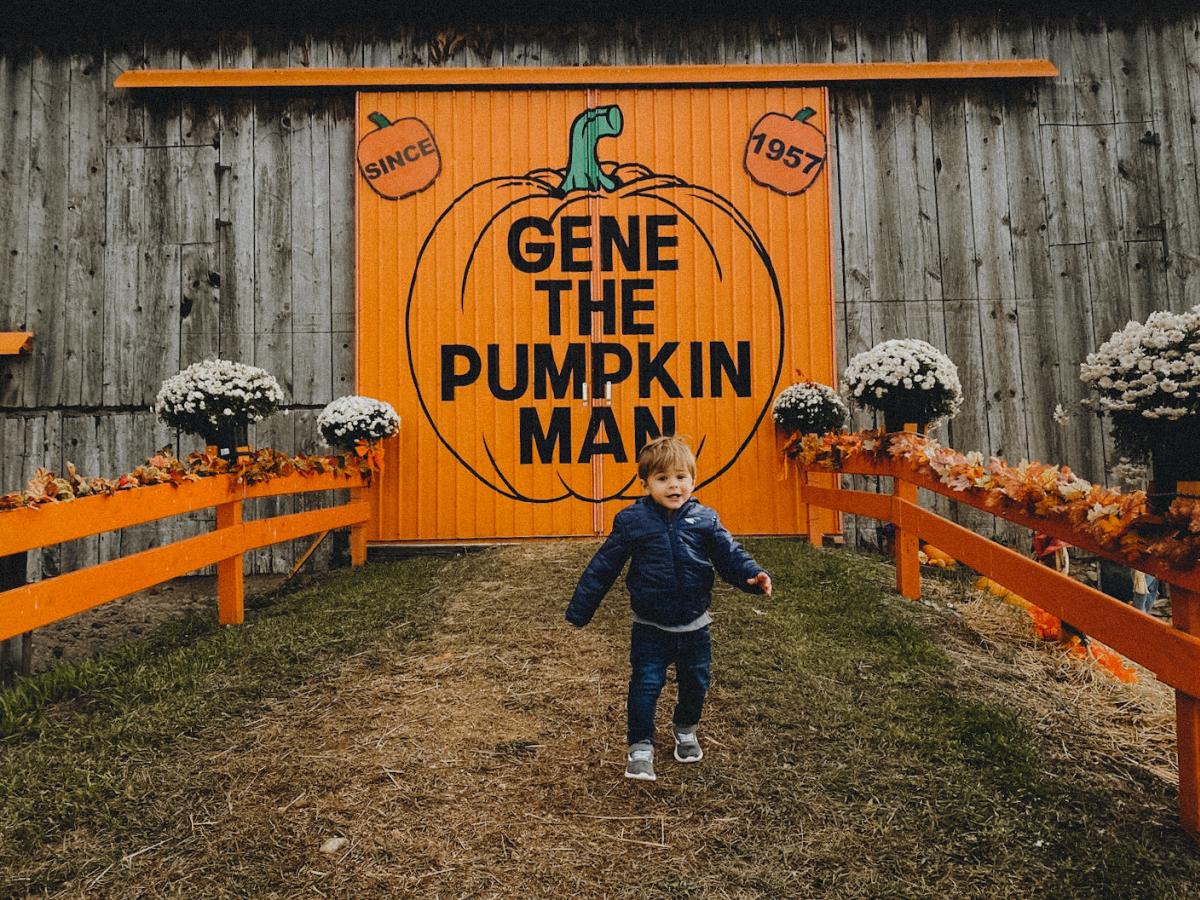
{"left": 1149, "top": 432, "right": 1200, "bottom": 515}
{"left": 206, "top": 423, "right": 249, "bottom": 462}
{"left": 882, "top": 412, "right": 928, "bottom": 434}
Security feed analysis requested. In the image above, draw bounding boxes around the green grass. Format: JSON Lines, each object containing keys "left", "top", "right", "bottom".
{"left": 0, "top": 559, "right": 447, "bottom": 863}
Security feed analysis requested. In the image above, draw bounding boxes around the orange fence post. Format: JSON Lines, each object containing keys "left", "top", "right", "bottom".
{"left": 798, "top": 470, "right": 823, "bottom": 546}
{"left": 1173, "top": 584, "right": 1200, "bottom": 839}
{"left": 215, "top": 499, "right": 245, "bottom": 625}
{"left": 349, "top": 487, "right": 368, "bottom": 567}
{"left": 892, "top": 427, "right": 921, "bottom": 599}
{"left": 1175, "top": 479, "right": 1200, "bottom": 839}
{"left": 893, "top": 476, "right": 921, "bottom": 599}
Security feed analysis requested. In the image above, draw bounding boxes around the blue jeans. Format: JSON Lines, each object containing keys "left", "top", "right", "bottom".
{"left": 627, "top": 623, "right": 711, "bottom": 747}
{"left": 1133, "top": 575, "right": 1160, "bottom": 613}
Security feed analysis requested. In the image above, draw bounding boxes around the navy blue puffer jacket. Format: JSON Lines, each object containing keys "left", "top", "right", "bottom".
{"left": 565, "top": 496, "right": 765, "bottom": 628}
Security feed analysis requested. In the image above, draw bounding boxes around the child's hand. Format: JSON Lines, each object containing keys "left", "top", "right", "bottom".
{"left": 748, "top": 571, "right": 772, "bottom": 596}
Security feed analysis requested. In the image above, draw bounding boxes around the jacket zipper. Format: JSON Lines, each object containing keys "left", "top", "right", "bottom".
{"left": 667, "top": 504, "right": 685, "bottom": 599}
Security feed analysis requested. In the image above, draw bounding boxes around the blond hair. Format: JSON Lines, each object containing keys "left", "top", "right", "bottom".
{"left": 637, "top": 435, "right": 696, "bottom": 482}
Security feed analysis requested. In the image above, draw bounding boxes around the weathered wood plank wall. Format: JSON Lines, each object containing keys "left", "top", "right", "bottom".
{"left": 1, "top": 11, "right": 1197, "bottom": 570}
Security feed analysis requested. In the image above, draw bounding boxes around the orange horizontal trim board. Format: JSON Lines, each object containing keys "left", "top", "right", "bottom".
{"left": 911, "top": 505, "right": 1200, "bottom": 698}
{"left": 801, "top": 483, "right": 894, "bottom": 522}
{"left": 0, "top": 501, "right": 369, "bottom": 641}
{"left": 239, "top": 502, "right": 368, "bottom": 553}
{"left": 0, "top": 470, "right": 368, "bottom": 557}
{"left": 114, "top": 60, "right": 1058, "bottom": 90}
{"left": 0, "top": 332, "right": 33, "bottom": 355}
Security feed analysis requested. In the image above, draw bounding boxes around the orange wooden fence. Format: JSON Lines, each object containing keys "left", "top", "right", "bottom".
{"left": 0, "top": 471, "right": 374, "bottom": 644}
{"left": 795, "top": 441, "right": 1200, "bottom": 839}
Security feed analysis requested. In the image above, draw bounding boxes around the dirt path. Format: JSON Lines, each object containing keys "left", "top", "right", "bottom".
{"left": 67, "top": 543, "right": 746, "bottom": 896}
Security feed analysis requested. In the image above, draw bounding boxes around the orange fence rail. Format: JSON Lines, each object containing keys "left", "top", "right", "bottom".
{"left": 796, "top": 447, "right": 1200, "bottom": 840}
{"left": 0, "top": 470, "right": 374, "bottom": 643}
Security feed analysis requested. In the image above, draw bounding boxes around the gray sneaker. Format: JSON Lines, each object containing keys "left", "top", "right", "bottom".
{"left": 625, "top": 742, "right": 656, "bottom": 781}
{"left": 673, "top": 725, "right": 703, "bottom": 763}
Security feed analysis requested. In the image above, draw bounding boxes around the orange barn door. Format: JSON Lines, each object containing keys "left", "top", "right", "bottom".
{"left": 356, "top": 85, "right": 836, "bottom": 543}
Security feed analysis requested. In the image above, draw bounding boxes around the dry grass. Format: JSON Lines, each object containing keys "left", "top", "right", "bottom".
{"left": 936, "top": 575, "right": 1178, "bottom": 790}
{"left": 3, "top": 541, "right": 1199, "bottom": 898}
{"left": 22, "top": 574, "right": 286, "bottom": 673}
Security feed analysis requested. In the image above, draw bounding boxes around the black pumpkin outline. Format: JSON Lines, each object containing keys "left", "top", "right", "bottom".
{"left": 405, "top": 160, "right": 786, "bottom": 504}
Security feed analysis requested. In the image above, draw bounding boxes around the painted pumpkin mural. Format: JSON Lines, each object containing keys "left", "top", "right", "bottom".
{"left": 404, "top": 105, "right": 785, "bottom": 503}
{"left": 357, "top": 85, "right": 835, "bottom": 543}
{"left": 744, "top": 107, "right": 827, "bottom": 196}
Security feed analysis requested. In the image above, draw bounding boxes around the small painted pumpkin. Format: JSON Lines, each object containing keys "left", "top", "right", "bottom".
{"left": 357, "top": 113, "right": 441, "bottom": 201}
{"left": 744, "top": 107, "right": 827, "bottom": 196}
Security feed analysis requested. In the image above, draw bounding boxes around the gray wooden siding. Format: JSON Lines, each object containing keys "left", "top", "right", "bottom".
{"left": 1, "top": 12, "right": 1198, "bottom": 570}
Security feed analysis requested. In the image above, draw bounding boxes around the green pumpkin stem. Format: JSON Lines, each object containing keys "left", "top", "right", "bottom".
{"left": 793, "top": 108, "right": 817, "bottom": 123}
{"left": 558, "top": 105, "right": 624, "bottom": 194}
{"left": 368, "top": 112, "right": 392, "bottom": 129}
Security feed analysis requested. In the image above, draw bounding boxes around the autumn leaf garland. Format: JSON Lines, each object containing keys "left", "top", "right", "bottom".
{"left": 784, "top": 429, "right": 1200, "bottom": 570}
{"left": 0, "top": 444, "right": 383, "bottom": 513}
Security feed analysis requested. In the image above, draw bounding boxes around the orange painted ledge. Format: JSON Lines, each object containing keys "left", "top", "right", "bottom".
{"left": 0, "top": 332, "right": 32, "bottom": 355}
{"left": 114, "top": 60, "right": 1058, "bottom": 90}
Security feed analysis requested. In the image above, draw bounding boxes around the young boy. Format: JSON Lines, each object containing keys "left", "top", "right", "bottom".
{"left": 565, "top": 436, "right": 772, "bottom": 781}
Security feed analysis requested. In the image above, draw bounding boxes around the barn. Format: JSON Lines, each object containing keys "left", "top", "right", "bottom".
{"left": 1, "top": 1, "right": 1196, "bottom": 572}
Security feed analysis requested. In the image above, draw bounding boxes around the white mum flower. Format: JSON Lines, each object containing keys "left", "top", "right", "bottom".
{"left": 318, "top": 395, "right": 401, "bottom": 449}
{"left": 155, "top": 359, "right": 284, "bottom": 440}
{"left": 771, "top": 382, "right": 848, "bottom": 434}
{"left": 841, "top": 339, "right": 963, "bottom": 424}
{"left": 1081, "top": 305, "right": 1200, "bottom": 439}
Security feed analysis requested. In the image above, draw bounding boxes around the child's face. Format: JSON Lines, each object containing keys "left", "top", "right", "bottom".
{"left": 642, "top": 467, "right": 695, "bottom": 511}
